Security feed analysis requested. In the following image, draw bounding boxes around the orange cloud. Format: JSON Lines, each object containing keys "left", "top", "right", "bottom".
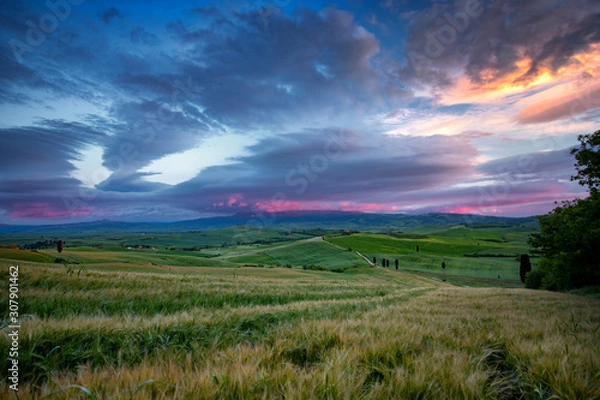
{"left": 443, "top": 44, "right": 600, "bottom": 106}
{"left": 516, "top": 83, "right": 600, "bottom": 124}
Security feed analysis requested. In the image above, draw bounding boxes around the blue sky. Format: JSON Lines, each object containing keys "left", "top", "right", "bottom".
{"left": 1, "top": 0, "right": 599, "bottom": 223}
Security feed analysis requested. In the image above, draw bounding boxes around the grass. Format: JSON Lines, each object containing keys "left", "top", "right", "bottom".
{"left": 0, "top": 227, "right": 318, "bottom": 249}
{"left": 196, "top": 238, "right": 369, "bottom": 270}
{"left": 3, "top": 238, "right": 368, "bottom": 271}
{"left": 1, "top": 225, "right": 532, "bottom": 277}
{"left": 327, "top": 229, "right": 534, "bottom": 281}
{"left": 0, "top": 248, "right": 56, "bottom": 263}
{"left": 1, "top": 225, "right": 598, "bottom": 398}
{"left": 263, "top": 241, "right": 369, "bottom": 269}
{"left": 1, "top": 262, "right": 599, "bottom": 399}
{"left": 0, "top": 247, "right": 233, "bottom": 268}
{"left": 328, "top": 227, "right": 530, "bottom": 258}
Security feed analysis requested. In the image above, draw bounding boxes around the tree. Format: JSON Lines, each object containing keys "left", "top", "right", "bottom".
{"left": 571, "top": 130, "right": 600, "bottom": 194}
{"left": 528, "top": 129, "right": 600, "bottom": 289}
{"left": 528, "top": 195, "right": 600, "bottom": 289}
{"left": 441, "top": 261, "right": 446, "bottom": 269}
{"left": 519, "top": 254, "right": 531, "bottom": 283}
{"left": 57, "top": 240, "right": 63, "bottom": 253}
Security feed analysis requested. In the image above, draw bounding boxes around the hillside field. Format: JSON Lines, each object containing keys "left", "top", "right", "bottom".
{"left": 1, "top": 261, "right": 599, "bottom": 399}
{"left": 326, "top": 227, "right": 534, "bottom": 282}
{"left": 0, "top": 225, "right": 533, "bottom": 280}
{"left": 1, "top": 224, "right": 599, "bottom": 398}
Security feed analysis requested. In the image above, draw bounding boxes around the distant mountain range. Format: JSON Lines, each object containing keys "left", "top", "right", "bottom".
{"left": 0, "top": 211, "right": 538, "bottom": 235}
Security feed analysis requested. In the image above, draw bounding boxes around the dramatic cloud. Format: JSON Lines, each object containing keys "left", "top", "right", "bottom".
{"left": 0, "top": 120, "right": 106, "bottom": 219}
{"left": 167, "top": 6, "right": 404, "bottom": 129}
{"left": 399, "top": 0, "right": 600, "bottom": 102}
{"left": 476, "top": 148, "right": 575, "bottom": 180}
{"left": 0, "top": 0, "right": 598, "bottom": 223}
{"left": 516, "top": 83, "right": 600, "bottom": 124}
{"left": 164, "top": 129, "right": 478, "bottom": 213}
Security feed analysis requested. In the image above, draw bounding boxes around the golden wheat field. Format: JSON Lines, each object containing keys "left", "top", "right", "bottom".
{"left": 1, "top": 262, "right": 599, "bottom": 399}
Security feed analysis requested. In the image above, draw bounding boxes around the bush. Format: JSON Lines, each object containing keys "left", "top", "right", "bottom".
{"left": 302, "top": 264, "right": 326, "bottom": 271}
{"left": 525, "top": 269, "right": 546, "bottom": 289}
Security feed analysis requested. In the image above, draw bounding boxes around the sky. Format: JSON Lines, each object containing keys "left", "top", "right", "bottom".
{"left": 0, "top": 0, "right": 599, "bottom": 224}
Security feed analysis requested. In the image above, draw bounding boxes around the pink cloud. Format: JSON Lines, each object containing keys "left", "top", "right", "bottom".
{"left": 516, "top": 84, "right": 600, "bottom": 124}
{"left": 9, "top": 202, "right": 93, "bottom": 220}
{"left": 253, "top": 200, "right": 304, "bottom": 213}
{"left": 442, "top": 205, "right": 483, "bottom": 214}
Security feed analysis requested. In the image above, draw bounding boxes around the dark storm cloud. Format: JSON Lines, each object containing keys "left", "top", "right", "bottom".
{"left": 0, "top": 1, "right": 410, "bottom": 208}
{"left": 399, "top": 0, "right": 600, "bottom": 88}
{"left": 476, "top": 148, "right": 575, "bottom": 181}
{"left": 351, "top": 146, "right": 585, "bottom": 215}
{"left": 165, "top": 6, "right": 409, "bottom": 129}
{"left": 402, "top": 179, "right": 580, "bottom": 216}
{"left": 101, "top": 100, "right": 215, "bottom": 174}
{"left": 96, "top": 172, "right": 169, "bottom": 193}
{"left": 0, "top": 120, "right": 107, "bottom": 219}
{"left": 0, "top": 177, "right": 82, "bottom": 195}
{"left": 85, "top": 5, "right": 412, "bottom": 188}
{"left": 0, "top": 0, "right": 593, "bottom": 222}
{"left": 0, "top": 2, "right": 161, "bottom": 106}
{"left": 509, "top": 9, "right": 600, "bottom": 83}
{"left": 0, "top": 52, "right": 43, "bottom": 104}
{"left": 163, "top": 129, "right": 479, "bottom": 212}
{"left": 1, "top": 2, "right": 411, "bottom": 187}
{"left": 115, "top": 73, "right": 183, "bottom": 98}
{"left": 0, "top": 120, "right": 105, "bottom": 180}
{"left": 0, "top": 6, "right": 77, "bottom": 105}
{"left": 1, "top": 34, "right": 107, "bottom": 106}
{"left": 161, "top": 132, "right": 586, "bottom": 216}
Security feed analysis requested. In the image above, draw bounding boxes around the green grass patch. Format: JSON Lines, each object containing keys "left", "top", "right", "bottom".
{"left": 228, "top": 252, "right": 281, "bottom": 266}
{"left": 264, "top": 241, "right": 369, "bottom": 269}
{"left": 0, "top": 248, "right": 56, "bottom": 263}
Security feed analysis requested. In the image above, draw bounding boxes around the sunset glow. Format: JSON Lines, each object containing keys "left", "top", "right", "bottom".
{"left": 1, "top": 0, "right": 599, "bottom": 223}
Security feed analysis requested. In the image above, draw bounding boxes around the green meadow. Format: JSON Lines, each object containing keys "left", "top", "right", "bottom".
{"left": 326, "top": 226, "right": 534, "bottom": 281}
{"left": 1, "top": 224, "right": 599, "bottom": 398}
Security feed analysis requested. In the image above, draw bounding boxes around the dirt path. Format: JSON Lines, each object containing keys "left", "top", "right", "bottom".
{"left": 354, "top": 250, "right": 375, "bottom": 267}
{"left": 321, "top": 237, "right": 375, "bottom": 267}
{"left": 220, "top": 236, "right": 324, "bottom": 259}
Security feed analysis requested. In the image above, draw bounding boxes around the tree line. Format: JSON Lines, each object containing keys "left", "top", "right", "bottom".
{"left": 527, "top": 129, "right": 600, "bottom": 290}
